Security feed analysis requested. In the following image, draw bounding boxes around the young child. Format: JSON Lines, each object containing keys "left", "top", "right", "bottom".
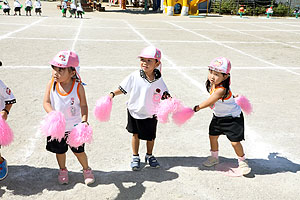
{"left": 13, "top": 0, "right": 21, "bottom": 16}
{"left": 34, "top": 0, "right": 41, "bottom": 16}
{"left": 43, "top": 50, "right": 95, "bottom": 185}
{"left": 61, "top": 0, "right": 67, "bottom": 17}
{"left": 2, "top": 0, "right": 11, "bottom": 15}
{"left": 76, "top": 2, "right": 83, "bottom": 18}
{"left": 0, "top": 78, "right": 16, "bottom": 180}
{"left": 109, "top": 46, "right": 170, "bottom": 171}
{"left": 69, "top": 0, "right": 76, "bottom": 18}
{"left": 193, "top": 57, "right": 251, "bottom": 175}
{"left": 25, "top": 0, "right": 33, "bottom": 16}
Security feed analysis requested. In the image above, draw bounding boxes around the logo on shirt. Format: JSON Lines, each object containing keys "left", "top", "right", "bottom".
{"left": 70, "top": 97, "right": 75, "bottom": 105}
{"left": 6, "top": 88, "right": 11, "bottom": 95}
{"left": 153, "top": 88, "right": 161, "bottom": 103}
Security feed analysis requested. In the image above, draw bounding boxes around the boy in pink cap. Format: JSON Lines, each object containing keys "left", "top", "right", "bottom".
{"left": 108, "top": 46, "right": 171, "bottom": 171}
{"left": 193, "top": 57, "right": 251, "bottom": 176}
{"left": 43, "top": 50, "right": 95, "bottom": 185}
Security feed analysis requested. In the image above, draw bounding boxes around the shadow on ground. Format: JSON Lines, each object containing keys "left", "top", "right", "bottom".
{"left": 0, "top": 164, "right": 178, "bottom": 199}
{"left": 159, "top": 152, "right": 300, "bottom": 177}
{"left": 1, "top": 153, "right": 299, "bottom": 198}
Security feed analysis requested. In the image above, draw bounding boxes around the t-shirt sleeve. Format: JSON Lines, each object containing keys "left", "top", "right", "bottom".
{"left": 119, "top": 73, "right": 133, "bottom": 95}
{"left": 0, "top": 80, "right": 16, "bottom": 105}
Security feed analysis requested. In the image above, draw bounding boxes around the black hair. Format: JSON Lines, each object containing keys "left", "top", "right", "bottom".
{"left": 205, "top": 72, "right": 231, "bottom": 101}
{"left": 51, "top": 65, "right": 78, "bottom": 91}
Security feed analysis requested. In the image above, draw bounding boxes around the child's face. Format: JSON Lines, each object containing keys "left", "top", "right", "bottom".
{"left": 52, "top": 66, "right": 75, "bottom": 83}
{"left": 140, "top": 57, "right": 160, "bottom": 74}
{"left": 208, "top": 69, "right": 228, "bottom": 85}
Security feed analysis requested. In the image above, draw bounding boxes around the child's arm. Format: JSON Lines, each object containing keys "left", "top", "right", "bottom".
{"left": 1, "top": 104, "right": 12, "bottom": 120}
{"left": 109, "top": 88, "right": 123, "bottom": 99}
{"left": 194, "top": 88, "right": 225, "bottom": 112}
{"left": 43, "top": 80, "right": 53, "bottom": 113}
{"left": 78, "top": 84, "right": 88, "bottom": 124}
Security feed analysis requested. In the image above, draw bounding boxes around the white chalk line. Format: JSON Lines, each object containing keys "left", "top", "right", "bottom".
{"left": 71, "top": 20, "right": 83, "bottom": 51}
{"left": 206, "top": 22, "right": 300, "bottom": 50}
{"left": 2, "top": 65, "right": 300, "bottom": 70}
{"left": 0, "top": 18, "right": 46, "bottom": 41}
{"left": 23, "top": 126, "right": 42, "bottom": 163}
{"left": 5, "top": 36, "right": 300, "bottom": 46}
{"left": 166, "top": 21, "right": 300, "bottom": 76}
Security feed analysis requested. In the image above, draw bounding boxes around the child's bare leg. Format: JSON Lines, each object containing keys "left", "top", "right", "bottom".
{"left": 231, "top": 141, "right": 244, "bottom": 157}
{"left": 132, "top": 134, "right": 140, "bottom": 155}
{"left": 56, "top": 153, "right": 66, "bottom": 169}
{"left": 209, "top": 135, "right": 219, "bottom": 151}
{"left": 146, "top": 139, "right": 154, "bottom": 155}
{"left": 73, "top": 152, "right": 89, "bottom": 170}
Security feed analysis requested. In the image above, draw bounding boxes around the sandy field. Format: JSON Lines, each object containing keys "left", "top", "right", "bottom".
{"left": 0, "top": 1, "right": 300, "bottom": 199}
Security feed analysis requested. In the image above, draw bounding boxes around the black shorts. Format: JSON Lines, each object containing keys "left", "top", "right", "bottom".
{"left": 14, "top": 7, "right": 21, "bottom": 12}
{"left": 4, "top": 8, "right": 10, "bottom": 13}
{"left": 35, "top": 8, "right": 41, "bottom": 13}
{"left": 25, "top": 6, "right": 31, "bottom": 11}
{"left": 126, "top": 110, "right": 157, "bottom": 141}
{"left": 46, "top": 132, "right": 85, "bottom": 154}
{"left": 209, "top": 113, "right": 244, "bottom": 142}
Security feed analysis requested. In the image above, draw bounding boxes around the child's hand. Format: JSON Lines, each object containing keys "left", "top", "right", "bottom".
{"left": 109, "top": 92, "right": 115, "bottom": 99}
{"left": 1, "top": 111, "right": 8, "bottom": 120}
{"left": 233, "top": 94, "right": 239, "bottom": 98}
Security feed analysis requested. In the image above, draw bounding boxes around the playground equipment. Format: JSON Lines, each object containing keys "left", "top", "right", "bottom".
{"left": 163, "top": 0, "right": 209, "bottom": 16}
{"left": 265, "top": 5, "right": 273, "bottom": 18}
{"left": 238, "top": 5, "right": 246, "bottom": 18}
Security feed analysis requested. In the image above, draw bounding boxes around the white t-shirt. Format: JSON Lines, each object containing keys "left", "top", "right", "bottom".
{"left": 3, "top": 4, "right": 10, "bottom": 9}
{"left": 62, "top": 1, "right": 67, "bottom": 9}
{"left": 50, "top": 79, "right": 82, "bottom": 132}
{"left": 70, "top": 3, "right": 76, "bottom": 9}
{"left": 14, "top": 1, "right": 21, "bottom": 8}
{"left": 25, "top": 0, "right": 32, "bottom": 7}
{"left": 35, "top": 1, "right": 41, "bottom": 8}
{"left": 119, "top": 70, "right": 168, "bottom": 119}
{"left": 76, "top": 5, "right": 83, "bottom": 12}
{"left": 0, "top": 80, "right": 16, "bottom": 110}
{"left": 210, "top": 86, "right": 241, "bottom": 117}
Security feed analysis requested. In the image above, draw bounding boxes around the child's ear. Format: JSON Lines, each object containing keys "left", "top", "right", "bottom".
{"left": 155, "top": 61, "right": 161, "bottom": 68}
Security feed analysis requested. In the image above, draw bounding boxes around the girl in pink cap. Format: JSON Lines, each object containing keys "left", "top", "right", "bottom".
{"left": 43, "top": 50, "right": 95, "bottom": 185}
{"left": 108, "top": 46, "right": 171, "bottom": 171}
{"left": 193, "top": 57, "right": 251, "bottom": 176}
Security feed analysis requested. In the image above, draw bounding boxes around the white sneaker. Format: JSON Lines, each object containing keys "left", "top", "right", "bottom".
{"left": 239, "top": 160, "right": 251, "bottom": 175}
{"left": 203, "top": 156, "right": 219, "bottom": 167}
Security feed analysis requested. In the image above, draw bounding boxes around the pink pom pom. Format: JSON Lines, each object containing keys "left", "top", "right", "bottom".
{"left": 40, "top": 111, "right": 66, "bottom": 142}
{"left": 235, "top": 95, "right": 253, "bottom": 115}
{"left": 94, "top": 96, "right": 113, "bottom": 122}
{"left": 172, "top": 107, "right": 194, "bottom": 126}
{"left": 157, "top": 98, "right": 174, "bottom": 123}
{"left": 0, "top": 118, "right": 14, "bottom": 146}
{"left": 67, "top": 123, "right": 93, "bottom": 148}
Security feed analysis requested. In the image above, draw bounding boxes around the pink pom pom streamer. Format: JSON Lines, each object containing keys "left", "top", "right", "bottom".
{"left": 172, "top": 107, "right": 194, "bottom": 126}
{"left": 0, "top": 118, "right": 14, "bottom": 146}
{"left": 94, "top": 96, "right": 112, "bottom": 122}
{"left": 40, "top": 111, "right": 66, "bottom": 142}
{"left": 235, "top": 95, "right": 253, "bottom": 115}
{"left": 156, "top": 98, "right": 174, "bottom": 123}
{"left": 67, "top": 123, "right": 93, "bottom": 148}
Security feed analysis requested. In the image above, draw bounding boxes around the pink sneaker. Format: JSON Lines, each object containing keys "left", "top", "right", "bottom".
{"left": 58, "top": 169, "right": 68, "bottom": 185}
{"left": 83, "top": 168, "right": 95, "bottom": 185}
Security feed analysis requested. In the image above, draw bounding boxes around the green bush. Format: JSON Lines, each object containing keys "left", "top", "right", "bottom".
{"left": 273, "top": 3, "right": 290, "bottom": 16}
{"left": 220, "top": 0, "right": 237, "bottom": 14}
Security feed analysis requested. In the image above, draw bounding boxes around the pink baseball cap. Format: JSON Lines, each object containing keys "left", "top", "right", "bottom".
{"left": 208, "top": 57, "right": 231, "bottom": 74}
{"left": 138, "top": 46, "right": 162, "bottom": 61}
{"left": 50, "top": 50, "right": 82, "bottom": 81}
